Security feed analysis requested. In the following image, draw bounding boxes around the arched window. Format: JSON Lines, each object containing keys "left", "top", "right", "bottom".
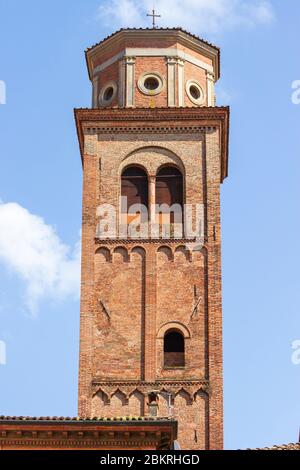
{"left": 121, "top": 166, "right": 148, "bottom": 221}
{"left": 164, "top": 330, "right": 185, "bottom": 368}
{"left": 156, "top": 167, "right": 183, "bottom": 224}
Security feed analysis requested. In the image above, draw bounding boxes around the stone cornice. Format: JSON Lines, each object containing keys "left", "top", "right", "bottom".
{"left": 92, "top": 48, "right": 214, "bottom": 77}
{"left": 0, "top": 438, "right": 160, "bottom": 448}
{"left": 74, "top": 106, "right": 230, "bottom": 183}
{"left": 0, "top": 419, "right": 177, "bottom": 450}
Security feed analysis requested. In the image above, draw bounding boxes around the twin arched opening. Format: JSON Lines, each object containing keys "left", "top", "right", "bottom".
{"left": 121, "top": 165, "right": 184, "bottom": 229}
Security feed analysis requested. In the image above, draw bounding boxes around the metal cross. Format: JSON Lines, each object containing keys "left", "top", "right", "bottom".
{"left": 147, "top": 9, "right": 161, "bottom": 28}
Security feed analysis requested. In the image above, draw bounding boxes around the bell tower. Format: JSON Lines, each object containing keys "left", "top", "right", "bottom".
{"left": 75, "top": 28, "right": 229, "bottom": 450}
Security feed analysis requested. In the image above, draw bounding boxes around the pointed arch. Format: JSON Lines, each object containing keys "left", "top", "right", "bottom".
{"left": 175, "top": 388, "right": 193, "bottom": 405}
{"left": 129, "top": 389, "right": 145, "bottom": 416}
{"left": 111, "top": 389, "right": 128, "bottom": 404}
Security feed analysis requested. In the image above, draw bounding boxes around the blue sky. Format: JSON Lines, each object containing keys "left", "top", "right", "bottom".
{"left": 0, "top": 0, "right": 299, "bottom": 450}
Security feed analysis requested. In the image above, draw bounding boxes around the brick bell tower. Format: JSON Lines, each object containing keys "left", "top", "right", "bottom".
{"left": 75, "top": 28, "right": 229, "bottom": 450}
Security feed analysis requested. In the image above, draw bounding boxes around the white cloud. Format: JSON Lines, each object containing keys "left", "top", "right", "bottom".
{"left": 0, "top": 201, "right": 81, "bottom": 314}
{"left": 98, "top": 0, "right": 275, "bottom": 34}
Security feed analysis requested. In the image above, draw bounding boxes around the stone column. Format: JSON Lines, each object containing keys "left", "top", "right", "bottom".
{"left": 206, "top": 71, "right": 215, "bottom": 106}
{"left": 125, "top": 56, "right": 136, "bottom": 107}
{"left": 118, "top": 58, "right": 126, "bottom": 107}
{"left": 177, "top": 58, "right": 185, "bottom": 107}
{"left": 166, "top": 57, "right": 177, "bottom": 107}
{"left": 167, "top": 57, "right": 185, "bottom": 107}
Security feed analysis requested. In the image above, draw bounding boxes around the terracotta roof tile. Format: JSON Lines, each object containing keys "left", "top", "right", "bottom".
{"left": 85, "top": 27, "right": 220, "bottom": 54}
{"left": 0, "top": 415, "right": 172, "bottom": 423}
{"left": 249, "top": 443, "right": 300, "bottom": 451}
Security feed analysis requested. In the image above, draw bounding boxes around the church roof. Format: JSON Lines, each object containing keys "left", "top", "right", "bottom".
{"left": 0, "top": 415, "right": 171, "bottom": 423}
{"left": 85, "top": 27, "right": 220, "bottom": 54}
{"left": 0, "top": 416, "right": 177, "bottom": 450}
{"left": 250, "top": 442, "right": 300, "bottom": 451}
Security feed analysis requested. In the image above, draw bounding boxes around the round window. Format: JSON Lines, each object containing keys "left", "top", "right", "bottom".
{"left": 138, "top": 73, "right": 164, "bottom": 96}
{"left": 99, "top": 81, "right": 117, "bottom": 107}
{"left": 190, "top": 85, "right": 201, "bottom": 100}
{"left": 186, "top": 80, "right": 205, "bottom": 105}
{"left": 103, "top": 86, "right": 114, "bottom": 102}
{"left": 144, "top": 76, "right": 159, "bottom": 91}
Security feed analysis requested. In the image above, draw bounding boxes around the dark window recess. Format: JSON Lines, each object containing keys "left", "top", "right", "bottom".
{"left": 190, "top": 85, "right": 201, "bottom": 100}
{"left": 103, "top": 87, "right": 114, "bottom": 102}
{"left": 144, "top": 77, "right": 159, "bottom": 90}
{"left": 121, "top": 167, "right": 148, "bottom": 219}
{"left": 156, "top": 167, "right": 183, "bottom": 223}
{"left": 164, "top": 330, "right": 185, "bottom": 368}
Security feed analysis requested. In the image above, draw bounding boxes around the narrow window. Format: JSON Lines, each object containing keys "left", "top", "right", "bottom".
{"left": 156, "top": 167, "right": 183, "bottom": 225}
{"left": 121, "top": 166, "right": 148, "bottom": 222}
{"left": 164, "top": 330, "right": 185, "bottom": 368}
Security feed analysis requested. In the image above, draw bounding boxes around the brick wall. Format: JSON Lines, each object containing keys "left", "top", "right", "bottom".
{"left": 77, "top": 118, "right": 226, "bottom": 450}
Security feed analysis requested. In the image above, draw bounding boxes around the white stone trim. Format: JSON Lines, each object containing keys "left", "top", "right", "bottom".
{"left": 93, "top": 48, "right": 214, "bottom": 77}
{"left": 93, "top": 51, "right": 124, "bottom": 74}
{"left": 166, "top": 58, "right": 176, "bottom": 107}
{"left": 125, "top": 56, "right": 135, "bottom": 107}
{"left": 206, "top": 71, "right": 215, "bottom": 107}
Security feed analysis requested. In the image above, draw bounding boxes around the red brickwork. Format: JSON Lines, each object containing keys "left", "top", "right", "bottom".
{"left": 76, "top": 29, "right": 229, "bottom": 451}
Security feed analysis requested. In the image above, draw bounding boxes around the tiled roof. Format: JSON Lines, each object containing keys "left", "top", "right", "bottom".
{"left": 250, "top": 443, "right": 300, "bottom": 451}
{"left": 0, "top": 416, "right": 172, "bottom": 423}
{"left": 85, "top": 27, "right": 220, "bottom": 54}
{"left": 74, "top": 106, "right": 228, "bottom": 111}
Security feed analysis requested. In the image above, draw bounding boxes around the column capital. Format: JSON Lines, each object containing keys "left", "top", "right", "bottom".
{"left": 206, "top": 70, "right": 215, "bottom": 81}
{"left": 166, "top": 56, "right": 185, "bottom": 66}
{"left": 124, "top": 56, "right": 136, "bottom": 64}
{"left": 166, "top": 56, "right": 177, "bottom": 65}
